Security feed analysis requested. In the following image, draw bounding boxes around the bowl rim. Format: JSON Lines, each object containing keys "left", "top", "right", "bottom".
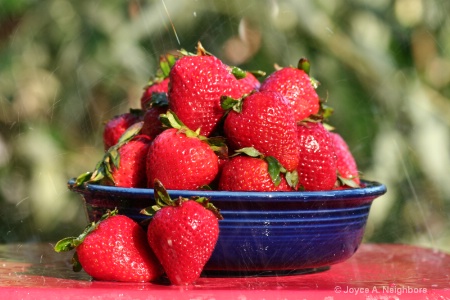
{"left": 67, "top": 178, "right": 387, "bottom": 202}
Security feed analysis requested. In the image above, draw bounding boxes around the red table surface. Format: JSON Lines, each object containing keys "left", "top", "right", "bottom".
{"left": 0, "top": 243, "right": 448, "bottom": 300}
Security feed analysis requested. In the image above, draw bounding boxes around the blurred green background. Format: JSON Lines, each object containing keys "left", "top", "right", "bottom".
{"left": 1, "top": 0, "right": 449, "bottom": 252}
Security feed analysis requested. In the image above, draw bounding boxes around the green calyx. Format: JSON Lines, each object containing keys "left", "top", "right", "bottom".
{"left": 146, "top": 53, "right": 178, "bottom": 87}
{"left": 54, "top": 209, "right": 119, "bottom": 272}
{"left": 337, "top": 174, "right": 361, "bottom": 189}
{"left": 160, "top": 110, "right": 228, "bottom": 157}
{"left": 74, "top": 121, "right": 144, "bottom": 187}
{"left": 141, "top": 180, "right": 223, "bottom": 220}
{"left": 220, "top": 94, "right": 248, "bottom": 113}
{"left": 143, "top": 92, "right": 169, "bottom": 110}
{"left": 234, "top": 147, "right": 299, "bottom": 189}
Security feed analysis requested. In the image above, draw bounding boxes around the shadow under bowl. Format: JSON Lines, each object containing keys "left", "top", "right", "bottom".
{"left": 68, "top": 179, "right": 386, "bottom": 274}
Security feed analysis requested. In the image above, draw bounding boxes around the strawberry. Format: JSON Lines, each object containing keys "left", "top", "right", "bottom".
{"left": 140, "top": 53, "right": 177, "bottom": 110}
{"left": 143, "top": 180, "right": 222, "bottom": 285}
{"left": 296, "top": 121, "right": 337, "bottom": 191}
{"left": 329, "top": 132, "right": 360, "bottom": 187}
{"left": 259, "top": 58, "right": 320, "bottom": 122}
{"left": 168, "top": 42, "right": 243, "bottom": 136}
{"left": 140, "top": 93, "right": 168, "bottom": 139}
{"left": 218, "top": 154, "right": 294, "bottom": 191}
{"left": 54, "top": 209, "right": 163, "bottom": 282}
{"left": 140, "top": 78, "right": 170, "bottom": 110}
{"left": 222, "top": 90, "right": 300, "bottom": 173}
{"left": 237, "top": 71, "right": 261, "bottom": 94}
{"left": 103, "top": 109, "right": 143, "bottom": 150}
{"left": 146, "top": 111, "right": 224, "bottom": 190}
{"left": 75, "top": 122, "right": 151, "bottom": 188}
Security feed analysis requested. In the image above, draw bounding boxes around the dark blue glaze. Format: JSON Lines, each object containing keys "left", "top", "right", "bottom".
{"left": 68, "top": 179, "right": 386, "bottom": 273}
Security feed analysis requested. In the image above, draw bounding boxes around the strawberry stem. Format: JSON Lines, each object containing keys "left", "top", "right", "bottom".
{"left": 298, "top": 57, "right": 310, "bottom": 75}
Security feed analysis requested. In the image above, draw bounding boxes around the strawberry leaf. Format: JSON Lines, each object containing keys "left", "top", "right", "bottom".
{"left": 74, "top": 172, "right": 93, "bottom": 186}
{"left": 337, "top": 175, "right": 361, "bottom": 188}
{"left": 191, "top": 196, "right": 223, "bottom": 220}
{"left": 160, "top": 110, "right": 185, "bottom": 130}
{"left": 248, "top": 70, "right": 266, "bottom": 77}
{"left": 159, "top": 54, "right": 177, "bottom": 78}
{"left": 205, "top": 136, "right": 228, "bottom": 158}
{"left": 140, "top": 205, "right": 162, "bottom": 216}
{"left": 73, "top": 122, "right": 143, "bottom": 187}
{"left": 72, "top": 252, "right": 82, "bottom": 272}
{"left": 265, "top": 156, "right": 283, "bottom": 186}
{"left": 150, "top": 92, "right": 169, "bottom": 108}
{"left": 285, "top": 170, "right": 299, "bottom": 189}
{"left": 117, "top": 121, "right": 143, "bottom": 144}
{"left": 235, "top": 147, "right": 263, "bottom": 158}
{"left": 153, "top": 179, "right": 174, "bottom": 208}
{"left": 54, "top": 209, "right": 118, "bottom": 253}
{"left": 220, "top": 95, "right": 243, "bottom": 113}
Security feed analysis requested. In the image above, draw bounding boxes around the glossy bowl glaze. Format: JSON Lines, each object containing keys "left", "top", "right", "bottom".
{"left": 68, "top": 179, "right": 386, "bottom": 274}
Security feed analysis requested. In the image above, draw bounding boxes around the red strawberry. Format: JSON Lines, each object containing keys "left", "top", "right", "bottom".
{"left": 140, "top": 78, "right": 170, "bottom": 110}
{"left": 140, "top": 53, "right": 177, "bottom": 109}
{"left": 143, "top": 180, "right": 222, "bottom": 285}
{"left": 146, "top": 111, "right": 223, "bottom": 190}
{"left": 238, "top": 72, "right": 260, "bottom": 93}
{"left": 168, "top": 43, "right": 243, "bottom": 136}
{"left": 103, "top": 110, "right": 143, "bottom": 150}
{"left": 54, "top": 209, "right": 163, "bottom": 282}
{"left": 219, "top": 155, "right": 293, "bottom": 191}
{"left": 259, "top": 58, "right": 320, "bottom": 122}
{"left": 75, "top": 123, "right": 151, "bottom": 188}
{"left": 222, "top": 90, "right": 300, "bottom": 172}
{"left": 329, "top": 132, "right": 360, "bottom": 187}
{"left": 141, "top": 93, "right": 169, "bottom": 139}
{"left": 296, "top": 121, "right": 337, "bottom": 191}
{"left": 141, "top": 106, "right": 166, "bottom": 139}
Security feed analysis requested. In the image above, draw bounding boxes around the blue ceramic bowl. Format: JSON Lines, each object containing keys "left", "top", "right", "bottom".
{"left": 68, "top": 179, "right": 386, "bottom": 274}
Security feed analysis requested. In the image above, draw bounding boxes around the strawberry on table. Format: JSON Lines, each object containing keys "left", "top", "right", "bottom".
{"left": 54, "top": 209, "right": 163, "bottom": 283}
{"left": 143, "top": 180, "right": 222, "bottom": 285}
{"left": 260, "top": 58, "right": 320, "bottom": 122}
{"left": 222, "top": 90, "right": 300, "bottom": 173}
{"left": 296, "top": 121, "right": 337, "bottom": 191}
{"left": 146, "top": 111, "right": 224, "bottom": 190}
{"left": 168, "top": 42, "right": 243, "bottom": 137}
{"left": 329, "top": 132, "right": 361, "bottom": 188}
{"left": 103, "top": 109, "right": 143, "bottom": 150}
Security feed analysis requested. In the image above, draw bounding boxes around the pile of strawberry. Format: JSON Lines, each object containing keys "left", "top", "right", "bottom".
{"left": 75, "top": 42, "right": 360, "bottom": 193}
{"left": 57, "top": 42, "right": 362, "bottom": 285}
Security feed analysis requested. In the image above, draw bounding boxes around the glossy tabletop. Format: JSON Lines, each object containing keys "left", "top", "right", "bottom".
{"left": 0, "top": 243, "right": 449, "bottom": 300}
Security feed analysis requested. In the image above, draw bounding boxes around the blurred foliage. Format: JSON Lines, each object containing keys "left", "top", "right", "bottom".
{"left": 0, "top": 0, "right": 449, "bottom": 251}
